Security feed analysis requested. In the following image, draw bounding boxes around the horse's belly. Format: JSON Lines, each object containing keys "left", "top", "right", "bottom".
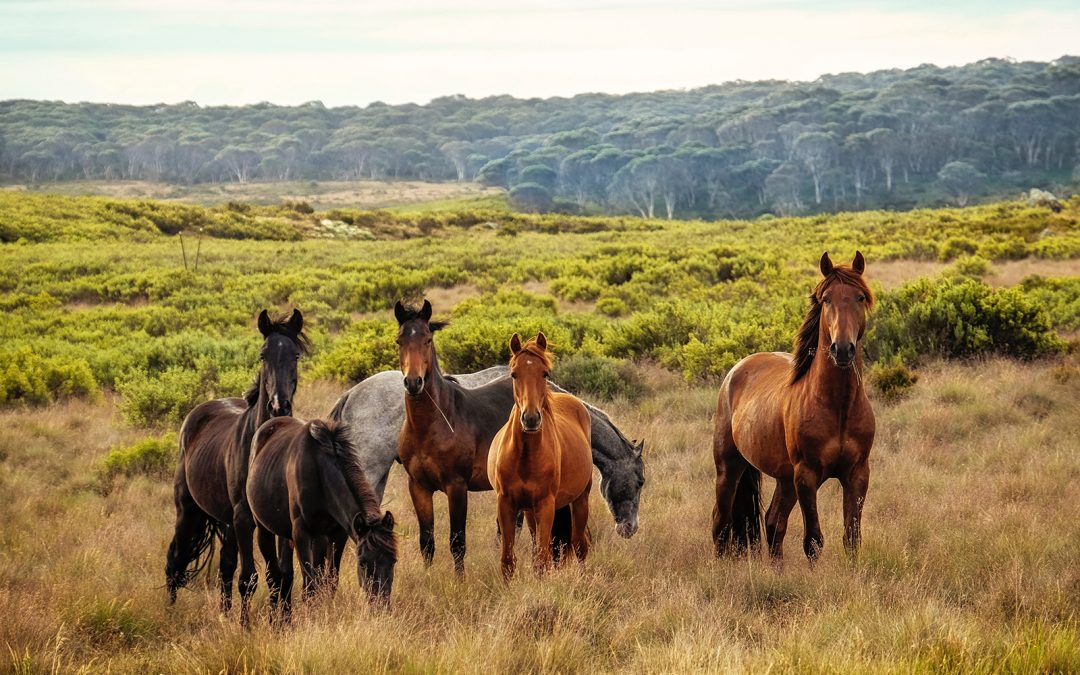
{"left": 731, "top": 402, "right": 791, "bottom": 477}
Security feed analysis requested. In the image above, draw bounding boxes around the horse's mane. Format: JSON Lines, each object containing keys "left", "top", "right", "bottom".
{"left": 396, "top": 303, "right": 449, "bottom": 332}
{"left": 510, "top": 340, "right": 553, "bottom": 372}
{"left": 790, "top": 265, "right": 874, "bottom": 385}
{"left": 243, "top": 313, "right": 312, "bottom": 406}
{"left": 311, "top": 420, "right": 398, "bottom": 560}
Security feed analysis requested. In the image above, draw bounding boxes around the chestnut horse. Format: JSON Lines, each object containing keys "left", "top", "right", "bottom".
{"left": 247, "top": 418, "right": 397, "bottom": 617}
{"left": 488, "top": 333, "right": 592, "bottom": 580}
{"left": 395, "top": 300, "right": 517, "bottom": 574}
{"left": 165, "top": 309, "right": 306, "bottom": 615}
{"left": 712, "top": 252, "right": 875, "bottom": 561}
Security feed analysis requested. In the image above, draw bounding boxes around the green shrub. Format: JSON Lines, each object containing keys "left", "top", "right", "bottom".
{"left": 550, "top": 276, "right": 603, "bottom": 302}
{"left": 99, "top": 432, "right": 177, "bottom": 482}
{"left": 869, "top": 277, "right": 1062, "bottom": 364}
{"left": 553, "top": 354, "right": 646, "bottom": 402}
{"left": 310, "top": 319, "right": 399, "bottom": 383}
{"left": 0, "top": 347, "right": 99, "bottom": 405}
{"left": 938, "top": 236, "right": 979, "bottom": 261}
{"left": 116, "top": 362, "right": 246, "bottom": 428}
{"left": 869, "top": 359, "right": 920, "bottom": 402}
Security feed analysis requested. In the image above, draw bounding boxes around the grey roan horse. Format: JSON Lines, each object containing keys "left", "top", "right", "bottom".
{"left": 329, "top": 366, "right": 645, "bottom": 541}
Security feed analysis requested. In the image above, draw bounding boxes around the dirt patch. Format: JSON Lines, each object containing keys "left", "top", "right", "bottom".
{"left": 985, "top": 258, "right": 1080, "bottom": 286}
{"left": 870, "top": 260, "right": 947, "bottom": 289}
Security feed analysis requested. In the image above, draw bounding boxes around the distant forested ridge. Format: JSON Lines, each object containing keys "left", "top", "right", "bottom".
{"left": 3, "top": 57, "right": 1079, "bottom": 218}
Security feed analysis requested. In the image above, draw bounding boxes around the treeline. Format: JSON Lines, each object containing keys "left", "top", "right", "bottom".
{"left": 2, "top": 57, "right": 1079, "bottom": 217}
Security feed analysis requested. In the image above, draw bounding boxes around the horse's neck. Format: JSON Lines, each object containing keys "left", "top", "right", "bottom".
{"left": 509, "top": 399, "right": 553, "bottom": 457}
{"left": 239, "top": 371, "right": 271, "bottom": 445}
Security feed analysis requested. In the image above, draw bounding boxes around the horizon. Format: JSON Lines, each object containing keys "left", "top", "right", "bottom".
{"left": 2, "top": 1, "right": 1079, "bottom": 107}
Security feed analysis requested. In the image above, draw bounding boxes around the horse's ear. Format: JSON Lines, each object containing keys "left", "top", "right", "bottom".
{"left": 257, "top": 309, "right": 272, "bottom": 336}
{"left": 819, "top": 251, "right": 834, "bottom": 277}
{"left": 381, "top": 511, "right": 395, "bottom": 529}
{"left": 634, "top": 439, "right": 644, "bottom": 456}
{"left": 288, "top": 308, "right": 304, "bottom": 335}
{"left": 394, "top": 300, "right": 408, "bottom": 325}
{"left": 419, "top": 299, "right": 432, "bottom": 322}
{"left": 353, "top": 512, "right": 370, "bottom": 536}
{"left": 852, "top": 250, "right": 865, "bottom": 275}
{"left": 535, "top": 332, "right": 547, "bottom": 351}
{"left": 509, "top": 333, "right": 523, "bottom": 355}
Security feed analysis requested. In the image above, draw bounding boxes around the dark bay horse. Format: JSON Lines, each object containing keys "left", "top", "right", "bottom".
{"left": 712, "top": 252, "right": 875, "bottom": 561}
{"left": 247, "top": 418, "right": 397, "bottom": 616}
{"left": 165, "top": 309, "right": 307, "bottom": 616}
{"left": 395, "top": 300, "right": 519, "bottom": 574}
{"left": 488, "top": 334, "right": 592, "bottom": 580}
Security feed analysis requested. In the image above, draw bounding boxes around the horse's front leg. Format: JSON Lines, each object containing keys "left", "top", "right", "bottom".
{"left": 233, "top": 502, "right": 258, "bottom": 628}
{"left": 794, "top": 462, "right": 825, "bottom": 561}
{"left": 533, "top": 495, "right": 556, "bottom": 575}
{"left": 764, "top": 475, "right": 798, "bottom": 559}
{"left": 497, "top": 494, "right": 517, "bottom": 581}
{"left": 841, "top": 460, "right": 870, "bottom": 558}
{"left": 218, "top": 524, "right": 238, "bottom": 614}
{"left": 408, "top": 476, "right": 436, "bottom": 565}
{"left": 447, "top": 482, "right": 469, "bottom": 575}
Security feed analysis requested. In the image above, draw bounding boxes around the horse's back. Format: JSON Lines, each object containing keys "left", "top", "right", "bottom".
{"left": 718, "top": 352, "right": 795, "bottom": 476}
{"left": 248, "top": 416, "right": 306, "bottom": 538}
{"left": 178, "top": 397, "right": 246, "bottom": 521}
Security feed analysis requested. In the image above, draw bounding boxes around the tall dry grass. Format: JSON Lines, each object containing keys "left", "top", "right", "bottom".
{"left": 1, "top": 358, "right": 1078, "bottom": 673}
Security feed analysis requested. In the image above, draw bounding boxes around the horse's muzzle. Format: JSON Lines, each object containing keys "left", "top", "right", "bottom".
{"left": 404, "top": 376, "right": 424, "bottom": 397}
{"left": 520, "top": 411, "right": 542, "bottom": 433}
{"left": 829, "top": 341, "right": 856, "bottom": 368}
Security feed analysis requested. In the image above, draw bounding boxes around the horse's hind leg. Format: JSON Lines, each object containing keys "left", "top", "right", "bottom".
{"left": 165, "top": 473, "right": 214, "bottom": 604}
{"left": 258, "top": 527, "right": 282, "bottom": 616}
{"left": 447, "top": 482, "right": 469, "bottom": 575}
{"left": 569, "top": 482, "right": 591, "bottom": 564}
{"left": 328, "top": 530, "right": 348, "bottom": 597}
{"left": 764, "top": 474, "right": 797, "bottom": 559}
{"left": 841, "top": 460, "right": 870, "bottom": 558}
{"left": 712, "top": 448, "right": 750, "bottom": 556}
{"left": 408, "top": 477, "right": 436, "bottom": 566}
{"left": 794, "top": 462, "right": 825, "bottom": 561}
{"left": 277, "top": 537, "right": 295, "bottom": 622}
{"left": 218, "top": 525, "right": 238, "bottom": 614}
{"left": 551, "top": 506, "right": 572, "bottom": 566}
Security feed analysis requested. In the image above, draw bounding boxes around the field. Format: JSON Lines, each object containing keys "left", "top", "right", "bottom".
{"left": 1, "top": 190, "right": 1079, "bottom": 672}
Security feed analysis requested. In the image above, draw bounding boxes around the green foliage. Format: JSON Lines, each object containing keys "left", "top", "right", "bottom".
{"left": 99, "top": 432, "right": 177, "bottom": 482}
{"left": 869, "top": 358, "right": 920, "bottom": 402}
{"left": 117, "top": 361, "right": 246, "bottom": 427}
{"left": 0, "top": 347, "right": 98, "bottom": 405}
{"left": 869, "top": 277, "right": 1063, "bottom": 363}
{"left": 310, "top": 319, "right": 399, "bottom": 383}
{"left": 553, "top": 353, "right": 646, "bottom": 402}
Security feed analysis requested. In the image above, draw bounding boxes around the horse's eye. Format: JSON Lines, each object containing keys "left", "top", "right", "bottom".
{"left": 856, "top": 295, "right": 866, "bottom": 302}
{"left": 510, "top": 373, "right": 517, "bottom": 380}
{"left": 294, "top": 353, "right": 301, "bottom": 360}
{"left": 544, "top": 372, "right": 550, "bottom": 379}
{"left": 822, "top": 298, "right": 830, "bottom": 305}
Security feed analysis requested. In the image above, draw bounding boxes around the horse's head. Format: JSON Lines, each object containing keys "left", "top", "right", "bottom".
{"left": 816, "top": 251, "right": 873, "bottom": 369}
{"left": 394, "top": 299, "right": 447, "bottom": 397}
{"left": 354, "top": 510, "right": 397, "bottom": 606}
{"left": 256, "top": 308, "right": 307, "bottom": 417}
{"left": 600, "top": 438, "right": 645, "bottom": 538}
{"left": 509, "top": 332, "right": 552, "bottom": 433}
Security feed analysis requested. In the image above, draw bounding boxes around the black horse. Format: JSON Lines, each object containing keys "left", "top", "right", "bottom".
{"left": 164, "top": 309, "right": 307, "bottom": 626}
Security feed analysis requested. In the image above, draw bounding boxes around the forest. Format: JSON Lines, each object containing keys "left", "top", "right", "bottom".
{"left": 3, "top": 57, "right": 1079, "bottom": 219}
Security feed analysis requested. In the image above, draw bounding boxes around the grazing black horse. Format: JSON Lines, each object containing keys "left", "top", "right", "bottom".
{"left": 164, "top": 309, "right": 307, "bottom": 624}
{"left": 247, "top": 418, "right": 398, "bottom": 617}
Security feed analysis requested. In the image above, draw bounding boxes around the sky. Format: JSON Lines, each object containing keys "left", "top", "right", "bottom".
{"left": 1, "top": 0, "right": 1077, "bottom": 107}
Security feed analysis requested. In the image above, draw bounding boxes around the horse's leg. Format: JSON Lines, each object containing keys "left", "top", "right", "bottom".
{"left": 447, "top": 482, "right": 469, "bottom": 575}
{"left": 233, "top": 503, "right": 258, "bottom": 628}
{"left": 794, "top": 462, "right": 825, "bottom": 561}
{"left": 165, "top": 473, "right": 213, "bottom": 604}
{"left": 310, "top": 535, "right": 330, "bottom": 593}
{"left": 533, "top": 496, "right": 556, "bottom": 575}
{"left": 711, "top": 451, "right": 749, "bottom": 556}
{"left": 570, "top": 482, "right": 591, "bottom": 564}
{"left": 257, "top": 527, "right": 281, "bottom": 617}
{"left": 328, "top": 530, "right": 348, "bottom": 597}
{"left": 277, "top": 537, "right": 295, "bottom": 622}
{"left": 218, "top": 525, "right": 238, "bottom": 614}
{"left": 841, "top": 460, "right": 870, "bottom": 558}
{"left": 497, "top": 494, "right": 517, "bottom": 581}
{"left": 292, "top": 521, "right": 318, "bottom": 600}
{"left": 551, "top": 506, "right": 571, "bottom": 566}
{"left": 764, "top": 475, "right": 798, "bottom": 559}
{"left": 408, "top": 476, "right": 436, "bottom": 566}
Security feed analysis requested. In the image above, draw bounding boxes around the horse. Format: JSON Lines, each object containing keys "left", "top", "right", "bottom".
{"left": 246, "top": 417, "right": 397, "bottom": 617}
{"left": 488, "top": 333, "right": 592, "bottom": 579}
{"left": 165, "top": 309, "right": 307, "bottom": 618}
{"left": 711, "top": 251, "right": 875, "bottom": 561}
{"left": 329, "top": 366, "right": 644, "bottom": 539}
{"left": 395, "top": 299, "right": 522, "bottom": 574}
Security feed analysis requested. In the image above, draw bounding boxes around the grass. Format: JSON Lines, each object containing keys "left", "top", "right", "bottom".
{"left": 1, "top": 357, "right": 1077, "bottom": 672}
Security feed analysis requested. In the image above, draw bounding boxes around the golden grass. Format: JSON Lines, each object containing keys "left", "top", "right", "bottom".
{"left": 1, "top": 358, "right": 1078, "bottom": 673}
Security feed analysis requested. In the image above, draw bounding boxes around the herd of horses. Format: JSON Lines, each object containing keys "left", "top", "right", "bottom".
{"left": 164, "top": 251, "right": 875, "bottom": 625}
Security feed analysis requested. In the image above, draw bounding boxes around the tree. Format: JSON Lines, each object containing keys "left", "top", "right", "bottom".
{"left": 937, "top": 161, "right": 984, "bottom": 206}
{"left": 793, "top": 131, "right": 836, "bottom": 204}
{"left": 508, "top": 182, "right": 553, "bottom": 212}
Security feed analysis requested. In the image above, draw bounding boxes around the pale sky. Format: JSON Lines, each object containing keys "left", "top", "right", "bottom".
{"left": 1, "top": 0, "right": 1077, "bottom": 106}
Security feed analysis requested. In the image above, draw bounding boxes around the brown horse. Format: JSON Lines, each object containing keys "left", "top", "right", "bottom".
{"left": 488, "top": 333, "right": 592, "bottom": 580}
{"left": 712, "top": 251, "right": 875, "bottom": 561}
{"left": 395, "top": 300, "right": 520, "bottom": 574}
{"left": 247, "top": 417, "right": 397, "bottom": 617}
{"left": 165, "top": 309, "right": 307, "bottom": 616}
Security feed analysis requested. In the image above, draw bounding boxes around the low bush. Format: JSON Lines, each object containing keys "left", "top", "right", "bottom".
{"left": 553, "top": 353, "right": 647, "bottom": 402}
{"left": 99, "top": 432, "right": 177, "bottom": 482}
{"left": 869, "top": 358, "right": 920, "bottom": 402}
{"left": 0, "top": 347, "right": 99, "bottom": 405}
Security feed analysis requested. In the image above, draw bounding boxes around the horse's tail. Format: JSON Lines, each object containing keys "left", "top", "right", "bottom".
{"left": 328, "top": 392, "right": 349, "bottom": 423}
{"left": 165, "top": 428, "right": 219, "bottom": 602}
{"left": 731, "top": 465, "right": 762, "bottom": 552}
